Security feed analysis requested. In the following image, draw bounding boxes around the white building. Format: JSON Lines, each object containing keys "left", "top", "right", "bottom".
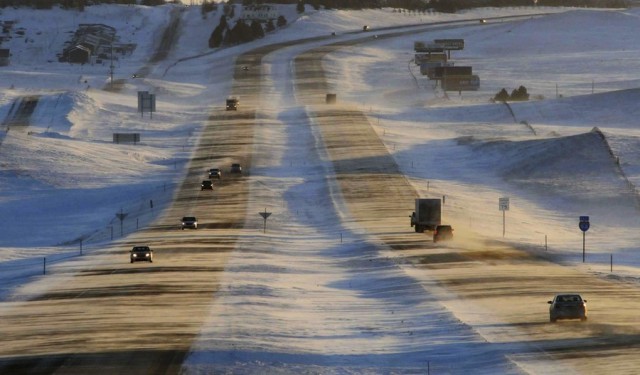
{"left": 242, "top": 5, "right": 278, "bottom": 22}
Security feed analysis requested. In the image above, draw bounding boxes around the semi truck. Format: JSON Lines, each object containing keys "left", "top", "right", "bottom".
{"left": 226, "top": 96, "right": 239, "bottom": 110}
{"left": 410, "top": 198, "right": 442, "bottom": 233}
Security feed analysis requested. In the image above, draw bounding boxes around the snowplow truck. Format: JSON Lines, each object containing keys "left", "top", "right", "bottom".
{"left": 410, "top": 198, "right": 442, "bottom": 233}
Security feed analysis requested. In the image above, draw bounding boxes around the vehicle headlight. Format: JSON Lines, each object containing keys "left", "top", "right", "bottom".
{"left": 132, "top": 254, "right": 137, "bottom": 257}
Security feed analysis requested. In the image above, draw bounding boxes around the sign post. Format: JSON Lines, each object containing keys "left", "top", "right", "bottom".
{"left": 115, "top": 208, "right": 128, "bottom": 237}
{"left": 499, "top": 197, "right": 509, "bottom": 237}
{"left": 137, "top": 91, "right": 156, "bottom": 119}
{"left": 579, "top": 216, "right": 590, "bottom": 262}
{"left": 259, "top": 208, "right": 272, "bottom": 233}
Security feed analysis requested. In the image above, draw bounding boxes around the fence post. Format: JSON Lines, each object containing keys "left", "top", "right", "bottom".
{"left": 43, "top": 257, "right": 46, "bottom": 275}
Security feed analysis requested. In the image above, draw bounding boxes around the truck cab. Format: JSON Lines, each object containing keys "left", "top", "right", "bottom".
{"left": 226, "top": 97, "right": 239, "bottom": 111}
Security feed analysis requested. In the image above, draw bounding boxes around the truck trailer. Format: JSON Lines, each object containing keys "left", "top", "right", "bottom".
{"left": 410, "top": 198, "right": 442, "bottom": 233}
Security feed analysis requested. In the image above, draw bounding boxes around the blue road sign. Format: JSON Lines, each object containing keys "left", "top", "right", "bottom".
{"left": 579, "top": 216, "right": 590, "bottom": 232}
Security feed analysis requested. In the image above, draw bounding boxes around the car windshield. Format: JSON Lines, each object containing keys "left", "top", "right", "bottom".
{"left": 557, "top": 295, "right": 582, "bottom": 302}
{"left": 133, "top": 247, "right": 149, "bottom": 251}
{"left": 183, "top": 217, "right": 196, "bottom": 221}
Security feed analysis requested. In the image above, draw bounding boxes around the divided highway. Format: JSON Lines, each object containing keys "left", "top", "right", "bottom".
{"left": 2, "top": 13, "right": 640, "bottom": 375}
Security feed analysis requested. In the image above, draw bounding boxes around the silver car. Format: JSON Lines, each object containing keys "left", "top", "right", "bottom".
{"left": 208, "top": 168, "right": 221, "bottom": 179}
{"left": 548, "top": 294, "right": 587, "bottom": 322}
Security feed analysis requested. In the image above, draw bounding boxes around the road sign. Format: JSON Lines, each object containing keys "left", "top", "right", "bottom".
{"left": 499, "top": 197, "right": 509, "bottom": 238}
{"left": 579, "top": 216, "right": 590, "bottom": 232}
{"left": 434, "top": 38, "right": 465, "bottom": 50}
{"left": 579, "top": 216, "right": 590, "bottom": 263}
{"left": 499, "top": 197, "right": 509, "bottom": 211}
{"left": 259, "top": 209, "right": 272, "bottom": 233}
{"left": 138, "top": 91, "right": 156, "bottom": 118}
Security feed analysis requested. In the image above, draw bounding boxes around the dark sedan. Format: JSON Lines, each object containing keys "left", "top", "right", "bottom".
{"left": 130, "top": 246, "right": 153, "bottom": 263}
{"left": 548, "top": 294, "right": 587, "bottom": 322}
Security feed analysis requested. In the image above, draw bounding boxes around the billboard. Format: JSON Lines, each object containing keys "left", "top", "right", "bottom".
{"left": 415, "top": 44, "right": 446, "bottom": 53}
{"left": 442, "top": 75, "right": 480, "bottom": 91}
{"left": 432, "top": 66, "right": 473, "bottom": 79}
{"left": 434, "top": 39, "right": 465, "bottom": 50}
{"left": 113, "top": 133, "right": 141, "bottom": 144}
{"left": 420, "top": 61, "right": 453, "bottom": 77}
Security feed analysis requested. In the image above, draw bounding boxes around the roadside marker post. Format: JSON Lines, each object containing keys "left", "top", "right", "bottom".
{"left": 259, "top": 208, "right": 272, "bottom": 233}
{"left": 115, "top": 209, "right": 128, "bottom": 237}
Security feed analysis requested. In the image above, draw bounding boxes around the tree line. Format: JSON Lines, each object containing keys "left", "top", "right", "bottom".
{"left": 207, "top": 12, "right": 287, "bottom": 48}
{"left": 0, "top": 0, "right": 628, "bottom": 10}
{"left": 0, "top": 0, "right": 163, "bottom": 8}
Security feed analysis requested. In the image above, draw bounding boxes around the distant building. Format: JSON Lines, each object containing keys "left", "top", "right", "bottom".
{"left": 0, "top": 49, "right": 10, "bottom": 66}
{"left": 59, "top": 23, "right": 135, "bottom": 64}
{"left": 242, "top": 5, "right": 278, "bottom": 22}
{"left": 67, "top": 45, "right": 91, "bottom": 64}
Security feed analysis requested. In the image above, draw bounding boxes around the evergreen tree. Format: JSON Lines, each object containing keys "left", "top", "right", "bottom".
{"left": 250, "top": 20, "right": 265, "bottom": 39}
{"left": 277, "top": 15, "right": 287, "bottom": 27}
{"left": 297, "top": 1, "right": 305, "bottom": 13}
{"left": 511, "top": 85, "right": 529, "bottom": 101}
{"left": 494, "top": 88, "right": 509, "bottom": 102}
{"left": 228, "top": 20, "right": 253, "bottom": 45}
{"left": 265, "top": 19, "right": 275, "bottom": 33}
{"left": 209, "top": 24, "right": 225, "bottom": 48}
{"left": 34, "top": 0, "right": 54, "bottom": 9}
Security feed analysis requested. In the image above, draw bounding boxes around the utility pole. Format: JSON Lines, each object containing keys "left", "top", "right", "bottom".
{"left": 109, "top": 44, "right": 114, "bottom": 89}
